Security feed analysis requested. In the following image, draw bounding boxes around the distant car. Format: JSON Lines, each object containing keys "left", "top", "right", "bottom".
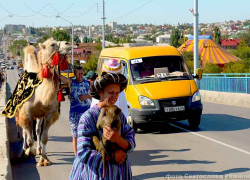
{"left": 13, "top": 62, "right": 16, "bottom": 65}
{"left": 1, "top": 64, "right": 6, "bottom": 69}
{"left": 18, "top": 68, "right": 23, "bottom": 76}
{"left": 11, "top": 66, "right": 14, "bottom": 70}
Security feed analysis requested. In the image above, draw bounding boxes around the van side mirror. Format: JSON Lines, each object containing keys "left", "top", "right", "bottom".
{"left": 193, "top": 68, "right": 203, "bottom": 80}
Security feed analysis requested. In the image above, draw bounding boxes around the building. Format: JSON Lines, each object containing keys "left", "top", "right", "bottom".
{"left": 221, "top": 39, "right": 241, "bottom": 49}
{"left": 70, "top": 43, "right": 101, "bottom": 63}
{"left": 156, "top": 34, "right": 171, "bottom": 44}
{"left": 4, "top": 24, "right": 26, "bottom": 33}
{"left": 108, "top": 22, "right": 117, "bottom": 30}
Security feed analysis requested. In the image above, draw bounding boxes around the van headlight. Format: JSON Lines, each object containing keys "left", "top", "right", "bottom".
{"left": 192, "top": 91, "right": 201, "bottom": 102}
{"left": 139, "top": 96, "right": 155, "bottom": 106}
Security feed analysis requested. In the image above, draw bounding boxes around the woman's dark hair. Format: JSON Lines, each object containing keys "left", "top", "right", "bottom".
{"left": 74, "top": 66, "right": 84, "bottom": 74}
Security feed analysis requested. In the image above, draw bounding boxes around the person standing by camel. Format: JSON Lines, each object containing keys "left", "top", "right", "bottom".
{"left": 59, "top": 66, "right": 92, "bottom": 156}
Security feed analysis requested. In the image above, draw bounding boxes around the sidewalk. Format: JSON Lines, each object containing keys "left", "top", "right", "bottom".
{"left": 0, "top": 82, "right": 12, "bottom": 180}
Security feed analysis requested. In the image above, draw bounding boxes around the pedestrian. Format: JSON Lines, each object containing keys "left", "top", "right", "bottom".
{"left": 69, "top": 72, "right": 136, "bottom": 180}
{"left": 59, "top": 66, "right": 92, "bottom": 156}
{"left": 85, "top": 70, "right": 98, "bottom": 85}
{"left": 90, "top": 59, "right": 129, "bottom": 118}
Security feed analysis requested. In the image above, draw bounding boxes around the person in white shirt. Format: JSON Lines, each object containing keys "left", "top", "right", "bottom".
{"left": 90, "top": 59, "right": 129, "bottom": 118}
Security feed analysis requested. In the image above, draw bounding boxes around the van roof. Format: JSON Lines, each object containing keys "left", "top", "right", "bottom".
{"left": 100, "top": 46, "right": 181, "bottom": 60}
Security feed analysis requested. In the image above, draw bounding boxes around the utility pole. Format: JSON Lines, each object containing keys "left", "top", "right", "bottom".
{"left": 102, "top": 0, "right": 106, "bottom": 49}
{"left": 193, "top": 0, "right": 199, "bottom": 83}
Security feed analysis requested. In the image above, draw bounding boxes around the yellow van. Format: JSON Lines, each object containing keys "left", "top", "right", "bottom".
{"left": 97, "top": 46, "right": 203, "bottom": 132}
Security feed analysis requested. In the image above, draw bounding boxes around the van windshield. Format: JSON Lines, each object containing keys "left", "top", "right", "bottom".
{"left": 130, "top": 56, "right": 192, "bottom": 83}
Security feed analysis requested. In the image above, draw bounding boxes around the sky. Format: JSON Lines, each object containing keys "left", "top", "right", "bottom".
{"left": 0, "top": 0, "right": 249, "bottom": 28}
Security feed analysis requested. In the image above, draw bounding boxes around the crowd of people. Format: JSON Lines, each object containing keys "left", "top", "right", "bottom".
{"left": 59, "top": 59, "right": 136, "bottom": 180}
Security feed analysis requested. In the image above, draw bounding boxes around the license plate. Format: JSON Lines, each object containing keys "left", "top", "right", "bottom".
{"left": 164, "top": 106, "right": 185, "bottom": 112}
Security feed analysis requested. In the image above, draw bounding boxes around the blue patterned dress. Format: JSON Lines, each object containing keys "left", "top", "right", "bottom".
{"left": 69, "top": 105, "right": 136, "bottom": 180}
{"left": 69, "top": 79, "right": 91, "bottom": 137}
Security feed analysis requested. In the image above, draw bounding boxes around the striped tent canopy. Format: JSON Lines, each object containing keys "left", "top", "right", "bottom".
{"left": 178, "top": 35, "right": 240, "bottom": 67}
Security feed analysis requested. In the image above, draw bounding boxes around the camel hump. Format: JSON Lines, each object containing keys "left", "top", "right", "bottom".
{"left": 23, "top": 45, "right": 39, "bottom": 73}
{"left": 24, "top": 45, "right": 36, "bottom": 55}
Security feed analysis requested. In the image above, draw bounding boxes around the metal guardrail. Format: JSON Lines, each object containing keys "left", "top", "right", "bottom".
{"left": 200, "top": 73, "right": 250, "bottom": 94}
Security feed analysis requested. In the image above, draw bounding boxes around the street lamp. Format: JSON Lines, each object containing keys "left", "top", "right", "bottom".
{"left": 55, "top": 15, "right": 74, "bottom": 67}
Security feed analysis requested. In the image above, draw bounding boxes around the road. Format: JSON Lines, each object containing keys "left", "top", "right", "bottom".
{"left": 6, "top": 67, "right": 250, "bottom": 180}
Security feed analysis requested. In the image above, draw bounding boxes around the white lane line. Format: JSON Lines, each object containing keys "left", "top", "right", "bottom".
{"left": 169, "top": 123, "right": 250, "bottom": 156}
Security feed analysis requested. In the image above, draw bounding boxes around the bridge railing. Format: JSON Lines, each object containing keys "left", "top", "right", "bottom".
{"left": 200, "top": 73, "right": 250, "bottom": 94}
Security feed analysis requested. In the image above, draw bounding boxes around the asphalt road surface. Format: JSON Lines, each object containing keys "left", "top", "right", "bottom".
{"left": 6, "top": 67, "right": 250, "bottom": 180}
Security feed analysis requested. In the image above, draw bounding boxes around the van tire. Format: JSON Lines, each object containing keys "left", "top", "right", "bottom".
{"left": 128, "top": 108, "right": 138, "bottom": 133}
{"left": 188, "top": 114, "right": 201, "bottom": 129}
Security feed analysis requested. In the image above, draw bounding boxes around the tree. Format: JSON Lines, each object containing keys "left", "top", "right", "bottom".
{"left": 74, "top": 36, "right": 81, "bottom": 43}
{"left": 170, "top": 29, "right": 181, "bottom": 48}
{"left": 83, "top": 36, "right": 88, "bottom": 43}
{"left": 52, "top": 30, "right": 70, "bottom": 41}
{"left": 214, "top": 26, "right": 221, "bottom": 45}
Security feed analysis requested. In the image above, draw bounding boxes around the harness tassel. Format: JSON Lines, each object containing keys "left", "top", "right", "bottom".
{"left": 52, "top": 52, "right": 60, "bottom": 65}
{"left": 57, "top": 88, "right": 65, "bottom": 102}
{"left": 41, "top": 65, "right": 51, "bottom": 78}
{"left": 59, "top": 57, "right": 68, "bottom": 71}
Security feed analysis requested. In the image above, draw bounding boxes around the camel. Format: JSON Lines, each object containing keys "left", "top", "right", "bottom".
{"left": 16, "top": 38, "right": 71, "bottom": 166}
{"left": 16, "top": 41, "right": 71, "bottom": 143}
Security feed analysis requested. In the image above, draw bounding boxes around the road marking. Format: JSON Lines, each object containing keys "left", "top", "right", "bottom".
{"left": 169, "top": 123, "right": 250, "bottom": 156}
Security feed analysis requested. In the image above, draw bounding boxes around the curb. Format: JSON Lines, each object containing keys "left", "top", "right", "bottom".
{"left": 200, "top": 90, "right": 250, "bottom": 108}
{"left": 0, "top": 82, "right": 13, "bottom": 180}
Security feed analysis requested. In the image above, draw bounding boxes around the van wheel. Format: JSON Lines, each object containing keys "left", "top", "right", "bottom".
{"left": 188, "top": 114, "right": 201, "bottom": 129}
{"left": 127, "top": 108, "right": 138, "bottom": 133}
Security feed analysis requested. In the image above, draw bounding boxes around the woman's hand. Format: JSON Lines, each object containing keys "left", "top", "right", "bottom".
{"left": 103, "top": 126, "right": 121, "bottom": 143}
{"left": 114, "top": 149, "right": 126, "bottom": 165}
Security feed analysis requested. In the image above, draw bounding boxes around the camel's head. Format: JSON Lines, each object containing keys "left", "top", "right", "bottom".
{"left": 38, "top": 38, "right": 58, "bottom": 65}
{"left": 57, "top": 41, "right": 71, "bottom": 55}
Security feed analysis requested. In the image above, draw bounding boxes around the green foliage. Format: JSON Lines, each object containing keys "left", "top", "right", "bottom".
{"left": 8, "top": 40, "right": 28, "bottom": 58}
{"left": 82, "top": 45, "right": 101, "bottom": 72}
{"left": 94, "top": 38, "right": 101, "bottom": 43}
{"left": 170, "top": 29, "right": 181, "bottom": 47}
{"left": 224, "top": 61, "right": 248, "bottom": 73}
{"left": 203, "top": 63, "right": 222, "bottom": 73}
{"left": 182, "top": 51, "right": 194, "bottom": 61}
{"left": 214, "top": 26, "right": 221, "bottom": 45}
{"left": 52, "top": 30, "right": 70, "bottom": 41}
{"left": 230, "top": 40, "right": 250, "bottom": 59}
{"left": 186, "top": 60, "right": 194, "bottom": 74}
{"left": 38, "top": 34, "right": 52, "bottom": 43}
{"left": 83, "top": 36, "right": 88, "bottom": 43}
{"left": 74, "top": 36, "right": 81, "bottom": 43}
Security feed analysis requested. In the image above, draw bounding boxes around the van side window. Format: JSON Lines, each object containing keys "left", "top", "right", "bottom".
{"left": 121, "top": 61, "right": 128, "bottom": 78}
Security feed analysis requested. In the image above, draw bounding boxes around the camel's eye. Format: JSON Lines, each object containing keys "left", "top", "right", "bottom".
{"left": 51, "top": 44, "right": 55, "bottom": 47}
{"left": 65, "top": 42, "right": 70, "bottom": 45}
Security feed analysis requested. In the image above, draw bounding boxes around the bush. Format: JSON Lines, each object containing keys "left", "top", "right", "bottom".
{"left": 203, "top": 63, "right": 222, "bottom": 73}
{"left": 224, "top": 61, "right": 248, "bottom": 73}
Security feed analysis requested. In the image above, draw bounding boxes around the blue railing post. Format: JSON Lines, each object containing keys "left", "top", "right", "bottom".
{"left": 246, "top": 75, "right": 248, "bottom": 94}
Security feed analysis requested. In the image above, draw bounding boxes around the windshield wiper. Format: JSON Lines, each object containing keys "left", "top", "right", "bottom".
{"left": 139, "top": 79, "right": 162, "bottom": 84}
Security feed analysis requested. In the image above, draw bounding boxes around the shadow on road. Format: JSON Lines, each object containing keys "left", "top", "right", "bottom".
{"left": 130, "top": 149, "right": 215, "bottom": 167}
{"left": 49, "top": 136, "right": 72, "bottom": 142}
{"left": 136, "top": 113, "right": 250, "bottom": 134}
{"left": 133, "top": 168, "right": 250, "bottom": 180}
